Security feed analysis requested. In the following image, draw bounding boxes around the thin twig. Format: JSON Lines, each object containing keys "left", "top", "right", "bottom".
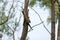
{"left": 30, "top": 7, "right": 51, "bottom": 35}
{"left": 28, "top": 22, "right": 43, "bottom": 32}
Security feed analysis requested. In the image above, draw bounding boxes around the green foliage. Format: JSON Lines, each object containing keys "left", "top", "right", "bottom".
{"left": 2, "top": 13, "right": 7, "bottom": 21}
{"left": 29, "top": 0, "right": 36, "bottom": 7}
{"left": 47, "top": 16, "right": 51, "bottom": 24}
{"left": 0, "top": 0, "right": 2, "bottom": 2}
{"left": 41, "top": 0, "right": 51, "bottom": 7}
{"left": 0, "top": 25, "right": 5, "bottom": 32}
{"left": 0, "top": 25, "right": 4, "bottom": 32}
{"left": 0, "top": 0, "right": 15, "bottom": 38}
{"left": 0, "top": 0, "right": 21, "bottom": 40}
{"left": 0, "top": 24, "right": 8, "bottom": 32}
{"left": 29, "top": 0, "right": 51, "bottom": 7}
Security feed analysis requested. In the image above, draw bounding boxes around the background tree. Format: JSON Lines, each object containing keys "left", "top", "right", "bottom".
{"left": 0, "top": 0, "right": 22, "bottom": 40}
{"left": 57, "top": 0, "right": 60, "bottom": 40}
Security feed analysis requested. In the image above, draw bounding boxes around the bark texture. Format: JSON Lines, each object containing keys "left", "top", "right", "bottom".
{"left": 51, "top": 0, "right": 55, "bottom": 40}
{"left": 20, "top": 0, "right": 29, "bottom": 40}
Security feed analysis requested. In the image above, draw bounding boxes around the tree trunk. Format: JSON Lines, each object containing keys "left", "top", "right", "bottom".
{"left": 20, "top": 0, "right": 29, "bottom": 40}
{"left": 57, "top": 1, "right": 60, "bottom": 40}
{"left": 51, "top": 0, "right": 55, "bottom": 40}
{"left": 20, "top": 21, "right": 28, "bottom": 40}
{"left": 13, "top": 31, "right": 15, "bottom": 40}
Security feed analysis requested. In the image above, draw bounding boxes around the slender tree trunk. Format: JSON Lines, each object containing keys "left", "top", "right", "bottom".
{"left": 20, "top": 0, "right": 29, "bottom": 40}
{"left": 20, "top": 21, "right": 28, "bottom": 40}
{"left": 51, "top": 0, "right": 55, "bottom": 40}
{"left": 57, "top": 1, "right": 60, "bottom": 40}
{"left": 13, "top": 31, "right": 15, "bottom": 40}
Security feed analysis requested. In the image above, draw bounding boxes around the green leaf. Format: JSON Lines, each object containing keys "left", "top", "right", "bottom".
{"left": 29, "top": 0, "right": 36, "bottom": 7}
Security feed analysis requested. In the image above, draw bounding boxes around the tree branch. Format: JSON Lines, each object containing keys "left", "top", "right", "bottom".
{"left": 30, "top": 7, "right": 51, "bottom": 35}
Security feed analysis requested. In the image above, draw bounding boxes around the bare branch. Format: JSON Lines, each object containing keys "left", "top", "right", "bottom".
{"left": 30, "top": 7, "right": 51, "bottom": 35}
